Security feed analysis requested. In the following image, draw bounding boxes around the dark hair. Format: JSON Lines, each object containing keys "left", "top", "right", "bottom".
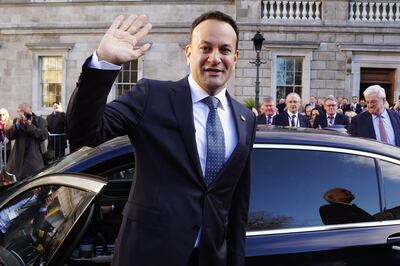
{"left": 189, "top": 11, "right": 239, "bottom": 50}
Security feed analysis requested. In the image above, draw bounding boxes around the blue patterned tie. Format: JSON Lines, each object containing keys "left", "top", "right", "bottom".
{"left": 202, "top": 96, "right": 225, "bottom": 186}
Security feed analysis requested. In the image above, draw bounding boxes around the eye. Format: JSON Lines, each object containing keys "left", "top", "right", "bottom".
{"left": 220, "top": 47, "right": 232, "bottom": 55}
{"left": 200, "top": 46, "right": 211, "bottom": 53}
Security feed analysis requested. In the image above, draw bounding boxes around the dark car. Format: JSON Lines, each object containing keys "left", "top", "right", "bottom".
{"left": 1, "top": 127, "right": 400, "bottom": 265}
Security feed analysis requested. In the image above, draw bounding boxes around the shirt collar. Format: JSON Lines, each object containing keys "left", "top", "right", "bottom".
{"left": 188, "top": 74, "right": 228, "bottom": 110}
{"left": 326, "top": 113, "right": 336, "bottom": 119}
{"left": 372, "top": 108, "right": 388, "bottom": 119}
{"left": 287, "top": 111, "right": 298, "bottom": 117}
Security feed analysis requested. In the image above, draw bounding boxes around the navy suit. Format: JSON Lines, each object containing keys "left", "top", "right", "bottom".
{"left": 349, "top": 109, "right": 400, "bottom": 147}
{"left": 256, "top": 114, "right": 274, "bottom": 125}
{"left": 313, "top": 113, "right": 349, "bottom": 129}
{"left": 67, "top": 58, "right": 256, "bottom": 266}
{"left": 272, "top": 111, "right": 309, "bottom": 127}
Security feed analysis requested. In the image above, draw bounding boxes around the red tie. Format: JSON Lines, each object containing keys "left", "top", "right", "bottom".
{"left": 378, "top": 116, "right": 388, "bottom": 144}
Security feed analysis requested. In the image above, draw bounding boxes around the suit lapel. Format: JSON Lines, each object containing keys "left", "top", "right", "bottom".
{"left": 169, "top": 77, "right": 204, "bottom": 186}
{"left": 365, "top": 112, "right": 376, "bottom": 139}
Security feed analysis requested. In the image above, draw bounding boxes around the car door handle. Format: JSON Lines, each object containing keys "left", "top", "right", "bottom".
{"left": 387, "top": 235, "right": 400, "bottom": 244}
{"left": 387, "top": 234, "right": 400, "bottom": 251}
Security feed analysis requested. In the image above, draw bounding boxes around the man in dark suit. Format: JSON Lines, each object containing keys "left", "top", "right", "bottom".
{"left": 67, "top": 12, "right": 256, "bottom": 266}
{"left": 343, "top": 96, "right": 362, "bottom": 114}
{"left": 319, "top": 187, "right": 375, "bottom": 225}
{"left": 256, "top": 96, "right": 276, "bottom": 125}
{"left": 272, "top": 92, "right": 309, "bottom": 127}
{"left": 304, "top": 95, "right": 323, "bottom": 114}
{"left": 313, "top": 95, "right": 349, "bottom": 129}
{"left": 349, "top": 85, "right": 400, "bottom": 147}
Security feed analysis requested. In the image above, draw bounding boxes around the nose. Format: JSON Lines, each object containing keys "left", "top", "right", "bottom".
{"left": 208, "top": 50, "right": 221, "bottom": 64}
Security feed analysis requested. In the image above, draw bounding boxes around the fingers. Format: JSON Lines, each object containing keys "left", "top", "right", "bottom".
{"left": 127, "top": 14, "right": 149, "bottom": 35}
{"left": 109, "top": 15, "right": 125, "bottom": 32}
{"left": 131, "top": 22, "right": 152, "bottom": 46}
{"left": 129, "top": 43, "right": 152, "bottom": 60}
{"left": 119, "top": 14, "right": 138, "bottom": 31}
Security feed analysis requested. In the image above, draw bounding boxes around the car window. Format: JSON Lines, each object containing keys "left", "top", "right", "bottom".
{"left": 247, "top": 148, "right": 380, "bottom": 231}
{"left": 379, "top": 160, "right": 400, "bottom": 220}
{"left": 0, "top": 185, "right": 95, "bottom": 266}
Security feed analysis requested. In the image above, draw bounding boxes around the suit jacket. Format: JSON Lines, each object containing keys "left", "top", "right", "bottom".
{"left": 272, "top": 111, "right": 309, "bottom": 128}
{"left": 319, "top": 203, "right": 375, "bottom": 225}
{"left": 305, "top": 103, "right": 323, "bottom": 114}
{"left": 67, "top": 59, "right": 256, "bottom": 266}
{"left": 343, "top": 103, "right": 362, "bottom": 114}
{"left": 313, "top": 113, "right": 349, "bottom": 129}
{"left": 348, "top": 109, "right": 400, "bottom": 147}
{"left": 256, "top": 114, "right": 274, "bottom": 125}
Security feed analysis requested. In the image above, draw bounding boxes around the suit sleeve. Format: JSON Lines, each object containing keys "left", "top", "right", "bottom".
{"left": 227, "top": 115, "right": 256, "bottom": 266}
{"left": 348, "top": 115, "right": 358, "bottom": 136}
{"left": 66, "top": 57, "right": 149, "bottom": 151}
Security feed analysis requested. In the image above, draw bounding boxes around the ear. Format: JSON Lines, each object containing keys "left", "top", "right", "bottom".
{"left": 185, "top": 45, "right": 191, "bottom": 66}
{"left": 234, "top": 50, "right": 239, "bottom": 63}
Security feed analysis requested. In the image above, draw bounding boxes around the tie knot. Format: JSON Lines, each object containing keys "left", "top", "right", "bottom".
{"left": 202, "top": 96, "right": 220, "bottom": 110}
{"left": 329, "top": 116, "right": 334, "bottom": 119}
{"left": 291, "top": 115, "right": 296, "bottom": 119}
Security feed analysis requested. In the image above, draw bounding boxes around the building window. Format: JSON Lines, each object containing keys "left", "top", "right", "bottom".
{"left": 276, "top": 56, "right": 303, "bottom": 100}
{"left": 115, "top": 60, "right": 138, "bottom": 98}
{"left": 40, "top": 56, "right": 63, "bottom": 108}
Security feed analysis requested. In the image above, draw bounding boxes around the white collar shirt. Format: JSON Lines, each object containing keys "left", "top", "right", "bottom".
{"left": 372, "top": 109, "right": 396, "bottom": 146}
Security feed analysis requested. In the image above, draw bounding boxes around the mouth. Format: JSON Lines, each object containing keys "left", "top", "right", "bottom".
{"left": 204, "top": 68, "right": 223, "bottom": 75}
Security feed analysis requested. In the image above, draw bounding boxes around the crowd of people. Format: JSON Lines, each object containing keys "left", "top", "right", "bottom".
{"left": 0, "top": 102, "right": 67, "bottom": 181}
{"left": 256, "top": 85, "right": 400, "bottom": 147}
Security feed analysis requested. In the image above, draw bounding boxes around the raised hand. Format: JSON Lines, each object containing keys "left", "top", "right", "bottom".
{"left": 97, "top": 14, "right": 152, "bottom": 65}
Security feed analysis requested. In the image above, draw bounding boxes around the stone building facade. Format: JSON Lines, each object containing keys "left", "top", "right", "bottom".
{"left": 0, "top": 0, "right": 399, "bottom": 117}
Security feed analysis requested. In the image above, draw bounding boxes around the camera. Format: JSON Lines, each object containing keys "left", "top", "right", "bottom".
{"left": 23, "top": 112, "right": 32, "bottom": 120}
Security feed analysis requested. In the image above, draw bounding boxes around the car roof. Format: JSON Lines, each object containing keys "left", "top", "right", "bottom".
{"left": 256, "top": 126, "right": 400, "bottom": 160}
{"left": 31, "top": 127, "right": 400, "bottom": 181}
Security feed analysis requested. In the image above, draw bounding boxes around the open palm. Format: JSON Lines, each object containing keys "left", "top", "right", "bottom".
{"left": 97, "top": 14, "right": 152, "bottom": 65}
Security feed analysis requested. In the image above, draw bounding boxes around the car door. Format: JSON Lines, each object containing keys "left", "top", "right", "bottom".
{"left": 0, "top": 173, "right": 106, "bottom": 266}
{"left": 246, "top": 144, "right": 400, "bottom": 266}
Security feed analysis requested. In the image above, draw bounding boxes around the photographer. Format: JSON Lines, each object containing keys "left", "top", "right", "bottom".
{"left": 6, "top": 103, "right": 48, "bottom": 180}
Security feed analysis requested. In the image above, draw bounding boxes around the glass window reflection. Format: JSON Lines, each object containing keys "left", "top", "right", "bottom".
{"left": 380, "top": 160, "right": 400, "bottom": 220}
{"left": 247, "top": 148, "right": 379, "bottom": 231}
{"left": 0, "top": 185, "right": 94, "bottom": 265}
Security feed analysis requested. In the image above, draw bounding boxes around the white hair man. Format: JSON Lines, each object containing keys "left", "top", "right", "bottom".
{"left": 349, "top": 85, "right": 400, "bottom": 146}
{"left": 272, "top": 92, "right": 309, "bottom": 127}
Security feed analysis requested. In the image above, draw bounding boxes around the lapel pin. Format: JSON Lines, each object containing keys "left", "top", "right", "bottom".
{"left": 240, "top": 115, "right": 246, "bottom": 121}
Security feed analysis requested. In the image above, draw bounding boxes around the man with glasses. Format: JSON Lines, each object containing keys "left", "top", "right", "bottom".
{"left": 313, "top": 95, "right": 349, "bottom": 129}
{"left": 349, "top": 85, "right": 400, "bottom": 147}
{"left": 272, "top": 92, "right": 309, "bottom": 128}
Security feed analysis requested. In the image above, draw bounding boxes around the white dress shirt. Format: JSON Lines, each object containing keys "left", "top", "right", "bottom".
{"left": 287, "top": 111, "right": 299, "bottom": 127}
{"left": 372, "top": 109, "right": 396, "bottom": 146}
{"left": 326, "top": 113, "right": 336, "bottom": 126}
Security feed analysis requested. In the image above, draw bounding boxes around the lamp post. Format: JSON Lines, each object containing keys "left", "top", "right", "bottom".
{"left": 250, "top": 31, "right": 266, "bottom": 111}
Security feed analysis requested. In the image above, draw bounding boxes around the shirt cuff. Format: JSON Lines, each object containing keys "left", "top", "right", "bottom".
{"left": 89, "top": 50, "right": 122, "bottom": 70}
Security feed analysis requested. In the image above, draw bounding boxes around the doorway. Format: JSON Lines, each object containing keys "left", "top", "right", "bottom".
{"left": 360, "top": 68, "right": 396, "bottom": 105}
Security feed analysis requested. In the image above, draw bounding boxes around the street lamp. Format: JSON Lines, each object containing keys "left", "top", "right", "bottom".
{"left": 250, "top": 31, "right": 266, "bottom": 111}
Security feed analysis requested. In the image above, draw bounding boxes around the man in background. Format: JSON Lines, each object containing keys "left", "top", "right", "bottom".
{"left": 349, "top": 85, "right": 400, "bottom": 147}
{"left": 272, "top": 92, "right": 309, "bottom": 127}
{"left": 6, "top": 103, "right": 47, "bottom": 179}
{"left": 257, "top": 96, "right": 276, "bottom": 125}
{"left": 313, "top": 96, "right": 349, "bottom": 129}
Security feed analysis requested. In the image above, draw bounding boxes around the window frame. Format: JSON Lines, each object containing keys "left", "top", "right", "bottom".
{"left": 271, "top": 50, "right": 312, "bottom": 103}
{"left": 26, "top": 43, "right": 73, "bottom": 116}
{"left": 108, "top": 57, "right": 143, "bottom": 102}
{"left": 247, "top": 143, "right": 400, "bottom": 237}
